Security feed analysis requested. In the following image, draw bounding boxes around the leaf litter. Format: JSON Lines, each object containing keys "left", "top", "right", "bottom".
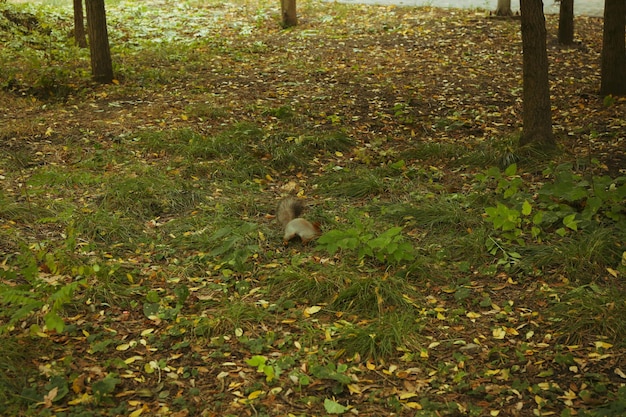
{"left": 0, "top": 0, "right": 625, "bottom": 416}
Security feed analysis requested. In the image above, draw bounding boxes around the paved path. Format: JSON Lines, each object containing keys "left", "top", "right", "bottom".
{"left": 334, "top": 0, "right": 604, "bottom": 17}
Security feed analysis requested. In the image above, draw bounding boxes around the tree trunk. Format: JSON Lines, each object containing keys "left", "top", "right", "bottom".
{"left": 281, "top": 0, "right": 297, "bottom": 28}
{"left": 600, "top": 0, "right": 626, "bottom": 96}
{"left": 519, "top": 0, "right": 555, "bottom": 148}
{"left": 85, "top": 0, "right": 113, "bottom": 83}
{"left": 73, "top": 0, "right": 87, "bottom": 48}
{"left": 558, "top": 0, "right": 574, "bottom": 45}
{"left": 495, "top": 0, "right": 513, "bottom": 16}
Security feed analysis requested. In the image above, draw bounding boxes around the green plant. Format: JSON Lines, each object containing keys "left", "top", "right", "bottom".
{"left": 309, "top": 361, "right": 353, "bottom": 394}
{"left": 245, "top": 355, "right": 281, "bottom": 382}
{"left": 585, "top": 385, "right": 626, "bottom": 416}
{"left": 548, "top": 283, "right": 626, "bottom": 346}
{"left": 0, "top": 243, "right": 86, "bottom": 333}
{"left": 318, "top": 222, "right": 416, "bottom": 265}
{"left": 205, "top": 222, "right": 261, "bottom": 273}
{"left": 480, "top": 164, "right": 626, "bottom": 272}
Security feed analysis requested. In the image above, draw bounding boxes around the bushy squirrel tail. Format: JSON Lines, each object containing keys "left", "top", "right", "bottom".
{"left": 277, "top": 197, "right": 304, "bottom": 227}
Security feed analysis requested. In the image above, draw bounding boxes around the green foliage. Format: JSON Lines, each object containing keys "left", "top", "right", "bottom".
{"left": 310, "top": 361, "right": 352, "bottom": 393}
{"left": 324, "top": 398, "right": 348, "bottom": 414}
{"left": 0, "top": 243, "right": 85, "bottom": 333}
{"left": 317, "top": 222, "right": 415, "bottom": 265}
{"left": 92, "top": 373, "right": 121, "bottom": 403}
{"left": 480, "top": 164, "right": 626, "bottom": 273}
{"left": 548, "top": 283, "right": 626, "bottom": 346}
{"left": 585, "top": 385, "right": 626, "bottom": 416}
{"left": 245, "top": 355, "right": 278, "bottom": 382}
{"left": 205, "top": 222, "right": 261, "bottom": 273}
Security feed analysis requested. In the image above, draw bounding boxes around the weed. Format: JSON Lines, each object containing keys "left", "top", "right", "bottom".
{"left": 318, "top": 220, "right": 416, "bottom": 265}
{"left": 548, "top": 284, "right": 626, "bottom": 346}
{"left": 332, "top": 312, "right": 423, "bottom": 359}
{"left": 479, "top": 163, "right": 626, "bottom": 276}
{"left": 330, "top": 273, "right": 421, "bottom": 317}
{"left": 0, "top": 241, "right": 86, "bottom": 333}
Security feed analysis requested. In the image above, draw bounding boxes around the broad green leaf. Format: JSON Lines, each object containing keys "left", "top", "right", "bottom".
{"left": 324, "top": 398, "right": 348, "bottom": 414}
{"left": 245, "top": 356, "right": 267, "bottom": 367}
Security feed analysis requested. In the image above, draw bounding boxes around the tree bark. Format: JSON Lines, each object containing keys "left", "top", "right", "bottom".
{"left": 519, "top": 0, "right": 555, "bottom": 148}
{"left": 558, "top": 0, "right": 574, "bottom": 45}
{"left": 73, "top": 0, "right": 87, "bottom": 48}
{"left": 281, "top": 0, "right": 297, "bottom": 28}
{"left": 85, "top": 0, "right": 113, "bottom": 83}
{"left": 600, "top": 0, "right": 626, "bottom": 96}
{"left": 495, "top": 0, "right": 513, "bottom": 16}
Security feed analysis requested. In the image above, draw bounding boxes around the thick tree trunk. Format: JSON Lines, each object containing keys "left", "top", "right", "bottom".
{"left": 73, "top": 0, "right": 87, "bottom": 48}
{"left": 281, "top": 0, "right": 297, "bottom": 28}
{"left": 519, "top": 0, "right": 555, "bottom": 148}
{"left": 495, "top": 0, "right": 513, "bottom": 16}
{"left": 85, "top": 0, "right": 113, "bottom": 83}
{"left": 600, "top": 0, "right": 626, "bottom": 96}
{"left": 558, "top": 0, "right": 574, "bottom": 45}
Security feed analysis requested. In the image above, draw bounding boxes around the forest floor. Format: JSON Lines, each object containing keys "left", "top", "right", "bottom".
{"left": 1, "top": 0, "right": 626, "bottom": 416}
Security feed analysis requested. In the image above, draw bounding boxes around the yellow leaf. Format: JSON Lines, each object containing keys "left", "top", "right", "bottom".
{"left": 466, "top": 312, "right": 481, "bottom": 319}
{"left": 405, "top": 402, "right": 423, "bottom": 409}
{"left": 492, "top": 327, "right": 506, "bottom": 340}
{"left": 117, "top": 343, "right": 131, "bottom": 351}
{"left": 129, "top": 407, "right": 144, "bottom": 417}
{"left": 248, "top": 390, "right": 264, "bottom": 400}
{"left": 68, "top": 393, "right": 92, "bottom": 405}
{"left": 420, "top": 349, "right": 429, "bottom": 358}
{"left": 304, "top": 305, "right": 322, "bottom": 316}
{"left": 506, "top": 327, "right": 519, "bottom": 336}
{"left": 607, "top": 268, "right": 619, "bottom": 278}
{"left": 399, "top": 392, "right": 418, "bottom": 400}
{"left": 347, "top": 383, "right": 362, "bottom": 394}
{"left": 595, "top": 341, "right": 613, "bottom": 349}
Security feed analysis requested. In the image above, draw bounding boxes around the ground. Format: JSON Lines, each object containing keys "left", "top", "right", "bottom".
{"left": 0, "top": 0, "right": 625, "bottom": 416}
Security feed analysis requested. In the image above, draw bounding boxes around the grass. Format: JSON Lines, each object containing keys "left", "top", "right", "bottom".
{"left": 0, "top": 0, "right": 625, "bottom": 415}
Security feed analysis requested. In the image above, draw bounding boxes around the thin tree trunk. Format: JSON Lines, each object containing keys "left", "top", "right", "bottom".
{"left": 495, "top": 0, "right": 513, "bottom": 16}
{"left": 73, "top": 0, "right": 87, "bottom": 48}
{"left": 85, "top": 0, "right": 113, "bottom": 83}
{"left": 558, "top": 0, "right": 574, "bottom": 45}
{"left": 281, "top": 0, "right": 297, "bottom": 28}
{"left": 600, "top": 0, "right": 626, "bottom": 96}
{"left": 519, "top": 0, "right": 555, "bottom": 148}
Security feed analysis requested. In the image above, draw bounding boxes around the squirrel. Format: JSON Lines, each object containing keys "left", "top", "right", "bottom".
{"left": 277, "top": 197, "right": 321, "bottom": 244}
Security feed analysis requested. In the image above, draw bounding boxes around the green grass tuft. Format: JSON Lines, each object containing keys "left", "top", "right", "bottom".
{"left": 549, "top": 284, "right": 626, "bottom": 346}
